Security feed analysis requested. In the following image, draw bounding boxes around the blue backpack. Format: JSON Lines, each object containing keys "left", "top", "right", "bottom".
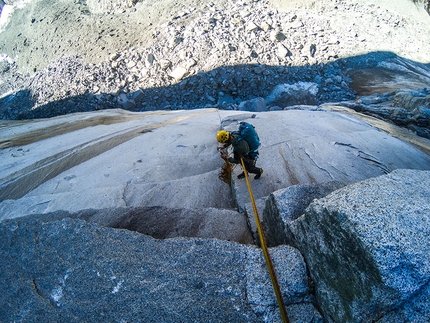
{"left": 236, "top": 122, "right": 260, "bottom": 153}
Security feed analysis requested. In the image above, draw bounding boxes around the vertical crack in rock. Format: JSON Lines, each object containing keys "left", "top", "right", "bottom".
{"left": 32, "top": 279, "right": 56, "bottom": 308}
{"left": 122, "top": 182, "right": 130, "bottom": 208}
{"left": 32, "top": 279, "right": 43, "bottom": 298}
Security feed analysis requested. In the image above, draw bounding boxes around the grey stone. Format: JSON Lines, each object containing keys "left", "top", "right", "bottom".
{"left": 375, "top": 282, "right": 430, "bottom": 323}
{"left": 0, "top": 216, "right": 320, "bottom": 323}
{"left": 292, "top": 169, "right": 430, "bottom": 323}
{"left": 1, "top": 1, "right": 430, "bottom": 319}
{"left": 0, "top": 217, "right": 257, "bottom": 322}
{"left": 239, "top": 97, "right": 266, "bottom": 112}
{"left": 246, "top": 21, "right": 259, "bottom": 32}
{"left": 126, "top": 60, "right": 136, "bottom": 69}
{"left": 4, "top": 0, "right": 430, "bottom": 125}
{"left": 147, "top": 53, "right": 155, "bottom": 65}
{"left": 117, "top": 94, "right": 136, "bottom": 109}
{"left": 0, "top": 58, "right": 10, "bottom": 73}
{"left": 392, "top": 89, "right": 430, "bottom": 112}
{"left": 260, "top": 21, "right": 271, "bottom": 32}
{"left": 169, "top": 67, "right": 188, "bottom": 82}
{"left": 245, "top": 245, "right": 318, "bottom": 315}
{"left": 339, "top": 86, "right": 430, "bottom": 138}
{"left": 159, "top": 59, "right": 171, "bottom": 70}
{"left": 217, "top": 92, "right": 236, "bottom": 105}
{"left": 132, "top": 89, "right": 144, "bottom": 101}
{"left": 277, "top": 43, "right": 290, "bottom": 59}
{"left": 264, "top": 181, "right": 346, "bottom": 247}
{"left": 265, "top": 82, "right": 319, "bottom": 108}
{"left": 270, "top": 29, "right": 286, "bottom": 42}
{"left": 109, "top": 53, "right": 120, "bottom": 61}
{"left": 268, "top": 105, "right": 282, "bottom": 111}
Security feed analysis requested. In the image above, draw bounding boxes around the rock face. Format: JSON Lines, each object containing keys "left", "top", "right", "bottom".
{"left": 266, "top": 82, "right": 319, "bottom": 108}
{"left": 1, "top": 107, "right": 429, "bottom": 322}
{"left": 3, "top": 108, "right": 429, "bottom": 220}
{"left": 291, "top": 169, "right": 430, "bottom": 323}
{"left": 263, "top": 181, "right": 346, "bottom": 247}
{"left": 0, "top": 216, "right": 321, "bottom": 323}
{"left": 415, "top": 0, "right": 430, "bottom": 14}
{"left": 1, "top": 0, "right": 430, "bottom": 322}
{"left": 342, "top": 57, "right": 430, "bottom": 138}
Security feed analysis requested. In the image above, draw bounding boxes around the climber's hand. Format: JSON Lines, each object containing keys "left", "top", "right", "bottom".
{"left": 220, "top": 151, "right": 228, "bottom": 161}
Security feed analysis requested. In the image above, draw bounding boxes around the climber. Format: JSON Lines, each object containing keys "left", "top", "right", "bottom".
{"left": 216, "top": 123, "right": 263, "bottom": 180}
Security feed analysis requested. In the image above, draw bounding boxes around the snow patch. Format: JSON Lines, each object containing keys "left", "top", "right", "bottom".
{"left": 0, "top": 4, "right": 13, "bottom": 30}
{"left": 266, "top": 82, "right": 319, "bottom": 104}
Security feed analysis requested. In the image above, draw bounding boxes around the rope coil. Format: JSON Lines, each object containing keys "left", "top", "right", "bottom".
{"left": 218, "top": 160, "right": 233, "bottom": 184}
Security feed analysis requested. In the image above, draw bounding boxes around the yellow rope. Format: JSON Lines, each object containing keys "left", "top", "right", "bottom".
{"left": 240, "top": 158, "right": 290, "bottom": 323}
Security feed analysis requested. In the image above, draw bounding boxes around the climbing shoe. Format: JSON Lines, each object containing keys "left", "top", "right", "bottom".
{"left": 254, "top": 168, "right": 263, "bottom": 179}
{"left": 237, "top": 172, "right": 246, "bottom": 179}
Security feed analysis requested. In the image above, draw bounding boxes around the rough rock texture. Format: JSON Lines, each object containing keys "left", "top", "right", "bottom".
{"left": 375, "top": 282, "right": 430, "bottom": 323}
{"left": 266, "top": 82, "right": 319, "bottom": 108}
{"left": 292, "top": 169, "right": 430, "bottom": 323}
{"left": 263, "top": 181, "right": 346, "bottom": 247}
{"left": 0, "top": 216, "right": 321, "bottom": 323}
{"left": 414, "top": 0, "right": 430, "bottom": 14}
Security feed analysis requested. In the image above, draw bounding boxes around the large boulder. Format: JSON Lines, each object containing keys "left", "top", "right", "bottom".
{"left": 292, "top": 169, "right": 430, "bottom": 322}
{"left": 0, "top": 216, "right": 322, "bottom": 323}
{"left": 265, "top": 82, "right": 319, "bottom": 109}
{"left": 263, "top": 181, "right": 346, "bottom": 247}
{"left": 239, "top": 97, "right": 267, "bottom": 112}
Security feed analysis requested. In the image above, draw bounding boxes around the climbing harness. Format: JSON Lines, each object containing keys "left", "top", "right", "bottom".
{"left": 240, "top": 157, "right": 290, "bottom": 323}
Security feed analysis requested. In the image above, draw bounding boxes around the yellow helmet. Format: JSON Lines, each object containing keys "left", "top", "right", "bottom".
{"left": 216, "top": 130, "right": 230, "bottom": 143}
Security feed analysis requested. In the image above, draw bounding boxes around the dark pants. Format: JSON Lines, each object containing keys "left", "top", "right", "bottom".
{"left": 242, "top": 157, "right": 261, "bottom": 175}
